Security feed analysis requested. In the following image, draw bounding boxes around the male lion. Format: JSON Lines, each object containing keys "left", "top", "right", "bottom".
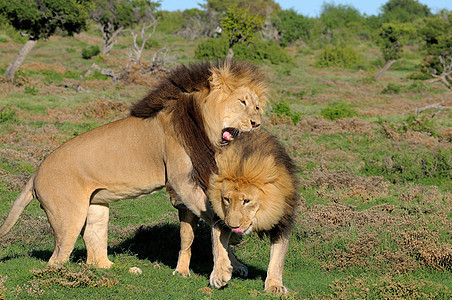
{"left": 208, "top": 130, "right": 299, "bottom": 294}
{"left": 0, "top": 61, "right": 266, "bottom": 282}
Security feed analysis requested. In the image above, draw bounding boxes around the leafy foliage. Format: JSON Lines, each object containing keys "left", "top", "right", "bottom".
{"left": 320, "top": 101, "right": 358, "bottom": 120}
{"left": 272, "top": 102, "right": 300, "bottom": 125}
{"left": 320, "top": 3, "right": 364, "bottom": 31}
{"left": 380, "top": 0, "right": 432, "bottom": 23}
{"left": 377, "top": 23, "right": 415, "bottom": 62}
{"left": 194, "top": 36, "right": 228, "bottom": 60}
{"left": 220, "top": 6, "right": 263, "bottom": 49}
{"left": 418, "top": 13, "right": 452, "bottom": 80}
{"left": 0, "top": 0, "right": 92, "bottom": 40}
{"left": 82, "top": 45, "right": 101, "bottom": 59}
{"left": 195, "top": 36, "right": 292, "bottom": 65}
{"left": 315, "top": 44, "right": 361, "bottom": 68}
{"left": 272, "top": 9, "right": 312, "bottom": 47}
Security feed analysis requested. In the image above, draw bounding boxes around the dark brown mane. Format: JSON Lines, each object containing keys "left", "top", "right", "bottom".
{"left": 130, "top": 61, "right": 213, "bottom": 119}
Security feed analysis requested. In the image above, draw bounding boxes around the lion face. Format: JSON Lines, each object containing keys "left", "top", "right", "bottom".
{"left": 213, "top": 179, "right": 262, "bottom": 234}
{"left": 223, "top": 87, "right": 261, "bottom": 131}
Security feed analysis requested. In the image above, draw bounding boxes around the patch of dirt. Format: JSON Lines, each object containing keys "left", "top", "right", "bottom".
{"left": 22, "top": 62, "right": 67, "bottom": 74}
{"left": 302, "top": 167, "right": 392, "bottom": 202}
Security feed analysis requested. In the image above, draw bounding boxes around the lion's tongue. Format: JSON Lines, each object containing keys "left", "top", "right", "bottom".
{"left": 223, "top": 131, "right": 233, "bottom": 141}
{"left": 231, "top": 227, "right": 243, "bottom": 234}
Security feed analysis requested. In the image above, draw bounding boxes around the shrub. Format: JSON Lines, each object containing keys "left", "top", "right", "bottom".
{"left": 0, "top": 105, "right": 17, "bottom": 123}
{"left": 272, "top": 102, "right": 300, "bottom": 125}
{"left": 195, "top": 36, "right": 293, "bottom": 65}
{"left": 24, "top": 85, "right": 38, "bottom": 95}
{"left": 315, "top": 44, "right": 361, "bottom": 68}
{"left": 81, "top": 45, "right": 101, "bottom": 59}
{"left": 272, "top": 9, "right": 312, "bottom": 47}
{"left": 402, "top": 115, "right": 438, "bottom": 136}
{"left": 194, "top": 36, "right": 228, "bottom": 60}
{"left": 321, "top": 101, "right": 358, "bottom": 120}
{"left": 362, "top": 148, "right": 451, "bottom": 184}
{"left": 381, "top": 83, "right": 401, "bottom": 94}
{"left": 233, "top": 38, "right": 294, "bottom": 65}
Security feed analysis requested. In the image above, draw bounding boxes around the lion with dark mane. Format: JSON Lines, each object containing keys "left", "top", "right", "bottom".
{"left": 208, "top": 130, "right": 299, "bottom": 294}
{"left": 0, "top": 60, "right": 266, "bottom": 289}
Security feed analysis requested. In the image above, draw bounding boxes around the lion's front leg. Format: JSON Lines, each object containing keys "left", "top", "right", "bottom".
{"left": 209, "top": 224, "right": 232, "bottom": 289}
{"left": 264, "top": 234, "right": 290, "bottom": 294}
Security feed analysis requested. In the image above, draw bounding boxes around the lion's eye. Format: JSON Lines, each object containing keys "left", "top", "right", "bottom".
{"left": 256, "top": 105, "right": 260, "bottom": 110}
{"left": 240, "top": 99, "right": 246, "bottom": 106}
{"left": 223, "top": 197, "right": 230, "bottom": 205}
{"left": 243, "top": 199, "right": 251, "bottom": 205}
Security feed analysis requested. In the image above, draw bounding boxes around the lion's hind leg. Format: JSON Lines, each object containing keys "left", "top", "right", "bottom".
{"left": 42, "top": 195, "right": 90, "bottom": 266}
{"left": 81, "top": 203, "right": 113, "bottom": 268}
{"left": 173, "top": 206, "right": 199, "bottom": 277}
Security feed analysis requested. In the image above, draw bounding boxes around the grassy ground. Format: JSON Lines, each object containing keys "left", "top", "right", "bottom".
{"left": 0, "top": 29, "right": 451, "bottom": 299}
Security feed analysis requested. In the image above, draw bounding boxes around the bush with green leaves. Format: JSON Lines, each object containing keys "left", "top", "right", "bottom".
{"left": 272, "top": 102, "right": 300, "bottom": 125}
{"left": 194, "top": 36, "right": 228, "bottom": 60}
{"left": 315, "top": 44, "right": 361, "bottom": 68}
{"left": 362, "top": 148, "right": 451, "bottom": 185}
{"left": 195, "top": 36, "right": 293, "bottom": 65}
{"left": 82, "top": 45, "right": 101, "bottom": 59}
{"left": 418, "top": 13, "right": 452, "bottom": 86}
{"left": 233, "top": 38, "right": 293, "bottom": 65}
{"left": 380, "top": 0, "right": 431, "bottom": 23}
{"left": 220, "top": 6, "right": 263, "bottom": 53}
{"left": 272, "top": 9, "right": 312, "bottom": 47}
{"left": 321, "top": 101, "right": 358, "bottom": 120}
{"left": 0, "top": 0, "right": 92, "bottom": 79}
{"left": 381, "top": 83, "right": 401, "bottom": 94}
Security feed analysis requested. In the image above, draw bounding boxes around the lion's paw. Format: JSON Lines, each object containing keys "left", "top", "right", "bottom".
{"left": 209, "top": 266, "right": 232, "bottom": 289}
{"left": 172, "top": 269, "right": 191, "bottom": 278}
{"left": 232, "top": 263, "right": 248, "bottom": 277}
{"left": 264, "top": 279, "right": 288, "bottom": 294}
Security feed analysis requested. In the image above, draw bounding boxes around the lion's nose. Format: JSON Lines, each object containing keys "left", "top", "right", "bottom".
{"left": 251, "top": 120, "right": 260, "bottom": 128}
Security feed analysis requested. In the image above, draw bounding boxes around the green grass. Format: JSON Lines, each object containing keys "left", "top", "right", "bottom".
{"left": 0, "top": 26, "right": 451, "bottom": 299}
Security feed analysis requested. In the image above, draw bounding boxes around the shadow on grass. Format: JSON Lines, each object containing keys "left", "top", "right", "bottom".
{"left": 21, "top": 222, "right": 266, "bottom": 280}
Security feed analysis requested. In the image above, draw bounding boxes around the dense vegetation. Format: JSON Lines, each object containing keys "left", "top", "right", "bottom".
{"left": 0, "top": 0, "right": 451, "bottom": 298}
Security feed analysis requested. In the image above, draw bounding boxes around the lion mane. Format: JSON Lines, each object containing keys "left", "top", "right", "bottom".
{"left": 209, "top": 130, "right": 299, "bottom": 239}
{"left": 131, "top": 60, "right": 267, "bottom": 191}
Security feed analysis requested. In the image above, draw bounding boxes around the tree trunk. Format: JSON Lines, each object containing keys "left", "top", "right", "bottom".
{"left": 227, "top": 47, "right": 234, "bottom": 59}
{"left": 375, "top": 59, "right": 398, "bottom": 80}
{"left": 101, "top": 23, "right": 123, "bottom": 55}
{"left": 4, "top": 39, "right": 38, "bottom": 80}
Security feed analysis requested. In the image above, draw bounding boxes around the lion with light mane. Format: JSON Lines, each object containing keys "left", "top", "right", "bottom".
{"left": 0, "top": 60, "right": 266, "bottom": 287}
{"left": 208, "top": 130, "right": 299, "bottom": 294}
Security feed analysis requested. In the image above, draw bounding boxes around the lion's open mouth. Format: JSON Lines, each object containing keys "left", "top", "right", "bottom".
{"left": 220, "top": 127, "right": 240, "bottom": 146}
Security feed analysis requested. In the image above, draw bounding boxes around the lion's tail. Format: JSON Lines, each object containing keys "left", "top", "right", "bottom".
{"left": 0, "top": 173, "right": 35, "bottom": 237}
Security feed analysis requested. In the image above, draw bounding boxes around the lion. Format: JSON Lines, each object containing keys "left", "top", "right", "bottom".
{"left": 208, "top": 130, "right": 299, "bottom": 294}
{"left": 0, "top": 60, "right": 267, "bottom": 283}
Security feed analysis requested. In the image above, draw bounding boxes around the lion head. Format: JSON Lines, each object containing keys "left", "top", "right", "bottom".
{"left": 130, "top": 60, "right": 267, "bottom": 191}
{"left": 208, "top": 130, "right": 299, "bottom": 237}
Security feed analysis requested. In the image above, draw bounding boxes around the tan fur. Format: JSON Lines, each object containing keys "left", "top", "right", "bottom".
{"left": 208, "top": 130, "right": 299, "bottom": 294}
{"left": 0, "top": 61, "right": 267, "bottom": 278}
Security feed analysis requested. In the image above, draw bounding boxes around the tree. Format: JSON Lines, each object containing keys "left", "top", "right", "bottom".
{"left": 380, "top": 0, "right": 431, "bottom": 23}
{"left": 418, "top": 12, "right": 452, "bottom": 87}
{"left": 0, "top": 0, "right": 92, "bottom": 80}
{"left": 375, "top": 22, "right": 415, "bottom": 79}
{"left": 272, "top": 9, "right": 312, "bottom": 47}
{"left": 320, "top": 3, "right": 363, "bottom": 31}
{"left": 220, "top": 6, "right": 264, "bottom": 58}
{"left": 90, "top": 0, "right": 160, "bottom": 55}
